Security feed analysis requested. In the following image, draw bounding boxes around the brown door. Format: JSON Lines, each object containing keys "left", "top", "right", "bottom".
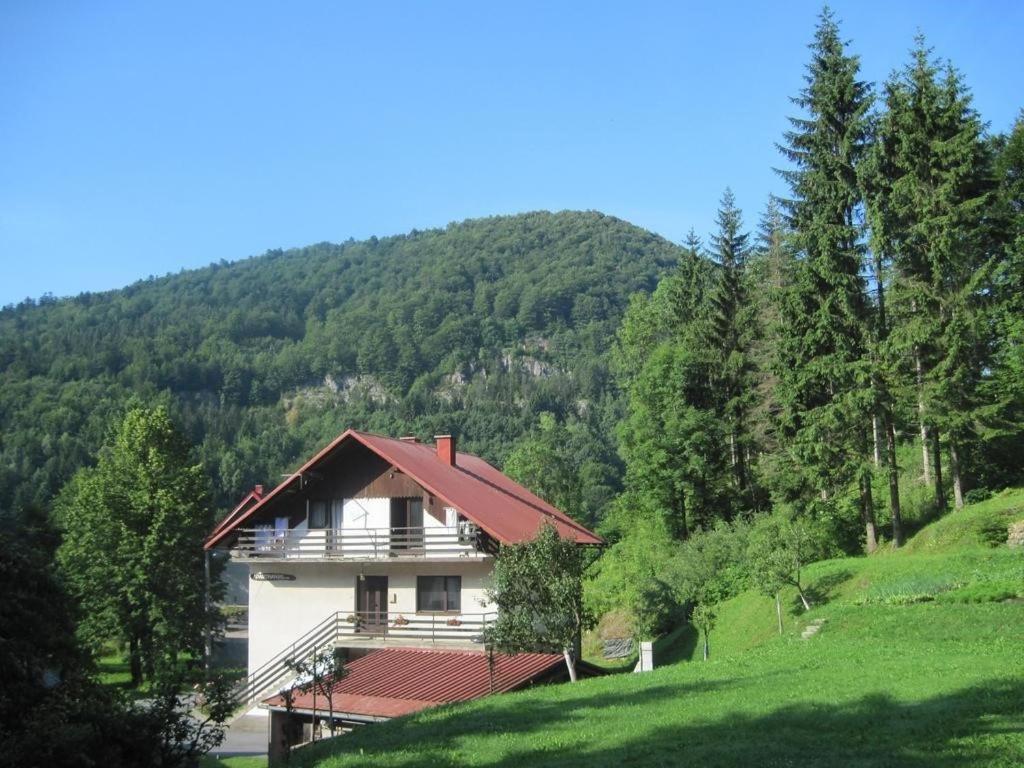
{"left": 358, "top": 576, "right": 388, "bottom": 633}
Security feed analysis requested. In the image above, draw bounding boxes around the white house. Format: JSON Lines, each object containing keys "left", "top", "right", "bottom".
{"left": 204, "top": 429, "right": 602, "bottom": 754}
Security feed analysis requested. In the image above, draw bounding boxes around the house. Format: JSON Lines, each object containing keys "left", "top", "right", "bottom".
{"left": 204, "top": 429, "right": 602, "bottom": 755}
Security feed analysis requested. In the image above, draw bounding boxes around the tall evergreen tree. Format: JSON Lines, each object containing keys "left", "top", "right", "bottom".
{"left": 867, "top": 39, "right": 993, "bottom": 509}
{"left": 705, "top": 189, "right": 757, "bottom": 503}
{"left": 775, "top": 8, "right": 878, "bottom": 550}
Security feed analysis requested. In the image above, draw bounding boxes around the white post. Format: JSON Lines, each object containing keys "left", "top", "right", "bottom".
{"left": 635, "top": 641, "right": 654, "bottom": 673}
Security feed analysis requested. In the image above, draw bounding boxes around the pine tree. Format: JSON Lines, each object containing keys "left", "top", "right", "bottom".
{"left": 775, "top": 8, "right": 878, "bottom": 550}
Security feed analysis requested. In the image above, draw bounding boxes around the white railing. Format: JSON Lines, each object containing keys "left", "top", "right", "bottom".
{"left": 230, "top": 524, "right": 482, "bottom": 560}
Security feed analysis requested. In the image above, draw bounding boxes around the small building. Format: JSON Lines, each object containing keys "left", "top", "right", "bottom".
{"left": 204, "top": 429, "right": 602, "bottom": 756}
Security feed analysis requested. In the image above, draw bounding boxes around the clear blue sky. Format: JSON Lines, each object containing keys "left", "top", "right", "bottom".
{"left": 2, "top": 1, "right": 1021, "bottom": 305}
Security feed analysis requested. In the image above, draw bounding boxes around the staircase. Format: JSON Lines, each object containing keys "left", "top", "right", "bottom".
{"left": 232, "top": 611, "right": 344, "bottom": 710}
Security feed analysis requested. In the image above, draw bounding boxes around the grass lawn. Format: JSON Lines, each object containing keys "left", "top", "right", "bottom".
{"left": 288, "top": 489, "right": 1024, "bottom": 768}
{"left": 200, "top": 757, "right": 267, "bottom": 768}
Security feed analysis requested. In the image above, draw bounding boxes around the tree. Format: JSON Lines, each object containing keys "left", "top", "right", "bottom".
{"left": 867, "top": 40, "right": 994, "bottom": 510}
{"left": 504, "top": 413, "right": 585, "bottom": 524}
{"left": 284, "top": 647, "right": 348, "bottom": 741}
{"left": 747, "top": 510, "right": 828, "bottom": 613}
{"left": 690, "top": 603, "right": 717, "bottom": 662}
{"left": 56, "top": 405, "right": 215, "bottom": 685}
{"left": 774, "top": 7, "right": 878, "bottom": 550}
{"left": 666, "top": 520, "right": 750, "bottom": 659}
{"left": 485, "top": 523, "right": 594, "bottom": 682}
{"left": 705, "top": 189, "right": 757, "bottom": 502}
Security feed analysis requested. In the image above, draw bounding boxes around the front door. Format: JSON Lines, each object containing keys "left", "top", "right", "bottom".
{"left": 358, "top": 576, "right": 388, "bottom": 633}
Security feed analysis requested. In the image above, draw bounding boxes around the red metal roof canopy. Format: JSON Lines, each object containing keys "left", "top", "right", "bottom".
{"left": 263, "top": 647, "right": 573, "bottom": 719}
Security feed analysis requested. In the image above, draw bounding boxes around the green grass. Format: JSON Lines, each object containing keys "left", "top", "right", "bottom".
{"left": 201, "top": 757, "right": 266, "bottom": 768}
{"left": 287, "top": 489, "right": 1024, "bottom": 767}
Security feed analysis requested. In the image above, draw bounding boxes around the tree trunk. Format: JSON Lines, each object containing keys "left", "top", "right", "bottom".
{"left": 860, "top": 472, "right": 878, "bottom": 554}
{"left": 775, "top": 593, "right": 783, "bottom": 636}
{"left": 916, "top": 352, "right": 932, "bottom": 485}
{"left": 885, "top": 417, "right": 904, "bottom": 547}
{"left": 932, "top": 429, "right": 946, "bottom": 512}
{"left": 872, "top": 414, "right": 882, "bottom": 467}
{"left": 949, "top": 440, "right": 965, "bottom": 509}
{"left": 562, "top": 648, "right": 578, "bottom": 682}
{"left": 702, "top": 634, "right": 709, "bottom": 661}
{"left": 129, "top": 635, "right": 143, "bottom": 687}
{"left": 797, "top": 589, "right": 811, "bottom": 612}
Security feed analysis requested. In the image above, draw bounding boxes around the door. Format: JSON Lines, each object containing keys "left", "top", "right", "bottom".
{"left": 357, "top": 576, "right": 388, "bottom": 633}
{"left": 390, "top": 497, "right": 424, "bottom": 551}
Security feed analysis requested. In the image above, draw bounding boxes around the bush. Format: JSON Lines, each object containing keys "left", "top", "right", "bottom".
{"left": 975, "top": 513, "right": 1010, "bottom": 547}
{"left": 964, "top": 488, "right": 992, "bottom": 505}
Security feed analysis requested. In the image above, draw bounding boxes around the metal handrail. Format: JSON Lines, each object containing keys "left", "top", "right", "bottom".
{"left": 231, "top": 609, "right": 496, "bottom": 709}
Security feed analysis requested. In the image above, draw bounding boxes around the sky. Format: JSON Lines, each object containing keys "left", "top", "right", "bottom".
{"left": 1, "top": 1, "right": 1022, "bottom": 306}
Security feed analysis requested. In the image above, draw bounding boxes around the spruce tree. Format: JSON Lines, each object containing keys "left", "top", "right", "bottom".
{"left": 705, "top": 189, "right": 756, "bottom": 503}
{"left": 775, "top": 8, "right": 878, "bottom": 550}
{"left": 868, "top": 39, "right": 993, "bottom": 509}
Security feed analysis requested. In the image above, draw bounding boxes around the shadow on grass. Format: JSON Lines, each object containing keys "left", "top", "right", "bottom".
{"left": 295, "top": 677, "right": 1024, "bottom": 768}
{"left": 654, "top": 622, "right": 698, "bottom": 666}
{"left": 804, "top": 568, "right": 854, "bottom": 608}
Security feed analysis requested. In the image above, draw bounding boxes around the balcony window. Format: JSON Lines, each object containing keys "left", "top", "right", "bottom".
{"left": 308, "top": 500, "right": 328, "bottom": 529}
{"left": 416, "top": 575, "right": 461, "bottom": 612}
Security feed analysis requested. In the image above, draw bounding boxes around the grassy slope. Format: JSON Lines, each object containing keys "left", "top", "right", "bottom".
{"left": 293, "top": 491, "right": 1024, "bottom": 768}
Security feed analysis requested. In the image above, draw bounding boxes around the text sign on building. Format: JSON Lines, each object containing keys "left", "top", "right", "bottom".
{"left": 250, "top": 572, "right": 296, "bottom": 582}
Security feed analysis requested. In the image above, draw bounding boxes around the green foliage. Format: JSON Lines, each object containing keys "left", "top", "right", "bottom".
{"left": 485, "top": 523, "right": 595, "bottom": 680}
{"left": 586, "top": 499, "right": 680, "bottom": 638}
{"left": 665, "top": 520, "right": 750, "bottom": 607}
{"left": 55, "top": 405, "right": 214, "bottom": 684}
{"left": 746, "top": 509, "right": 831, "bottom": 610}
{"left": 0, "top": 211, "right": 678, "bottom": 517}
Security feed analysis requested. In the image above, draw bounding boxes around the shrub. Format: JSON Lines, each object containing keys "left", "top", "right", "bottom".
{"left": 975, "top": 513, "right": 1009, "bottom": 548}
{"left": 964, "top": 488, "right": 992, "bottom": 505}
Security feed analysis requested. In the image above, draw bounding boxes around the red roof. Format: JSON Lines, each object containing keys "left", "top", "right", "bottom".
{"left": 205, "top": 429, "right": 602, "bottom": 549}
{"left": 263, "top": 647, "right": 568, "bottom": 719}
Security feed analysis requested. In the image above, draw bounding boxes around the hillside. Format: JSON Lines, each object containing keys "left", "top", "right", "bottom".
{"left": 0, "top": 211, "right": 685, "bottom": 514}
{"left": 289, "top": 490, "right": 1024, "bottom": 768}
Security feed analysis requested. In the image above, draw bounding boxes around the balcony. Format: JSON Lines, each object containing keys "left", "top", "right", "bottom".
{"left": 229, "top": 524, "right": 484, "bottom": 561}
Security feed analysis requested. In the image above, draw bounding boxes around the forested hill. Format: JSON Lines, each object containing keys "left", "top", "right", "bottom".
{"left": 0, "top": 210, "right": 683, "bottom": 514}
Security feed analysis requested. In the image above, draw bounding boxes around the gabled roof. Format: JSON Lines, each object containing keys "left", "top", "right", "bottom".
{"left": 262, "top": 647, "right": 588, "bottom": 719}
{"left": 204, "top": 429, "right": 602, "bottom": 549}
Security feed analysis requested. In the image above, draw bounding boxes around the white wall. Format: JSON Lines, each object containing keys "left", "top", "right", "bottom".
{"left": 247, "top": 559, "right": 494, "bottom": 676}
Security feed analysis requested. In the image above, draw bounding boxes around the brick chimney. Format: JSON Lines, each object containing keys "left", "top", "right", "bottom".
{"left": 254, "top": 484, "right": 264, "bottom": 497}
{"left": 435, "top": 435, "right": 456, "bottom": 466}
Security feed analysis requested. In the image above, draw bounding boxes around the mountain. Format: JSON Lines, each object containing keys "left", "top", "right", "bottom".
{"left": 0, "top": 210, "right": 684, "bottom": 515}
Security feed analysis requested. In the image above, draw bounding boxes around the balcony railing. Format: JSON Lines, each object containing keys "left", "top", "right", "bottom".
{"left": 336, "top": 609, "right": 495, "bottom": 644}
{"left": 229, "top": 524, "right": 483, "bottom": 560}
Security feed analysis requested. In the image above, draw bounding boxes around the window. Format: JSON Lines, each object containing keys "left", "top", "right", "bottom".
{"left": 416, "top": 575, "right": 461, "bottom": 612}
{"left": 308, "top": 500, "right": 328, "bottom": 529}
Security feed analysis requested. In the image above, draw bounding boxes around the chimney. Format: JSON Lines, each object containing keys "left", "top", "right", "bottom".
{"left": 254, "top": 484, "right": 264, "bottom": 497}
{"left": 399, "top": 435, "right": 419, "bottom": 443}
{"left": 435, "top": 435, "right": 456, "bottom": 466}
